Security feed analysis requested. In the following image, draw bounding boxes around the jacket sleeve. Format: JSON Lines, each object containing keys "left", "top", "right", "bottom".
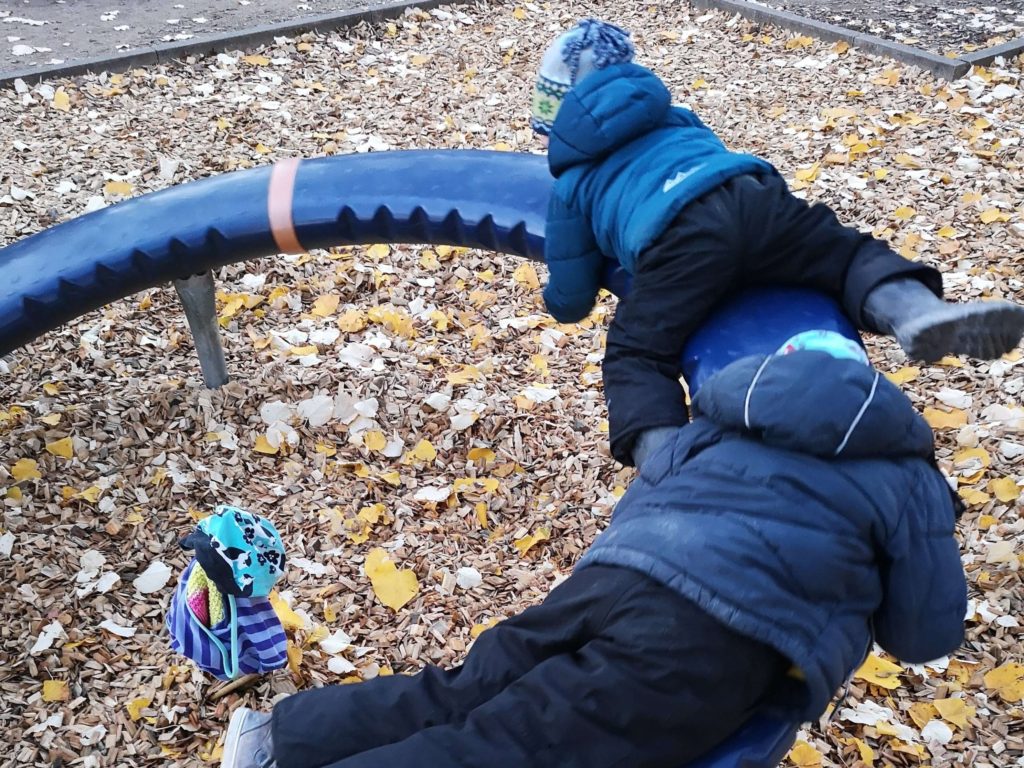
{"left": 872, "top": 467, "right": 967, "bottom": 663}
{"left": 542, "top": 190, "right": 604, "bottom": 324}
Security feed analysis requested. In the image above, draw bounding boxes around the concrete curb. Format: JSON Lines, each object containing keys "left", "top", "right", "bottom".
{"left": 0, "top": 0, "right": 460, "bottom": 87}
{"left": 962, "top": 36, "right": 1024, "bottom": 66}
{"left": 690, "top": 0, "right": 1024, "bottom": 79}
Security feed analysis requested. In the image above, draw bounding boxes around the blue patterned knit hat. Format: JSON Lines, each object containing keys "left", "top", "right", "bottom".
{"left": 531, "top": 19, "right": 635, "bottom": 136}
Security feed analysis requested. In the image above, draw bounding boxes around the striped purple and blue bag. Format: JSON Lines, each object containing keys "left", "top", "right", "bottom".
{"left": 166, "top": 560, "right": 288, "bottom": 680}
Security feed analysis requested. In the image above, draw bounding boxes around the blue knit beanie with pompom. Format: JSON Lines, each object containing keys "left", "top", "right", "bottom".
{"left": 530, "top": 19, "right": 635, "bottom": 136}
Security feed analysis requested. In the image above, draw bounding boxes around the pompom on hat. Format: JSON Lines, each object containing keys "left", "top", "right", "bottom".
{"left": 530, "top": 19, "right": 635, "bottom": 136}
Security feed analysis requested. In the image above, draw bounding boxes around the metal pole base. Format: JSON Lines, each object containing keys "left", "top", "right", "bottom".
{"left": 173, "top": 272, "right": 229, "bottom": 388}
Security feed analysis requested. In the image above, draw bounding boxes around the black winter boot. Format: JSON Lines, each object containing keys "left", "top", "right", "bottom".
{"left": 863, "top": 279, "right": 1024, "bottom": 362}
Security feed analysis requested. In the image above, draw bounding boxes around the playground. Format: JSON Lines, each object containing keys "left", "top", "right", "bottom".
{"left": 2, "top": 1, "right": 1024, "bottom": 766}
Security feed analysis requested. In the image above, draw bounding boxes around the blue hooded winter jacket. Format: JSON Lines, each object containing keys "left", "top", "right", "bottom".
{"left": 543, "top": 63, "right": 775, "bottom": 323}
{"left": 579, "top": 351, "right": 967, "bottom": 721}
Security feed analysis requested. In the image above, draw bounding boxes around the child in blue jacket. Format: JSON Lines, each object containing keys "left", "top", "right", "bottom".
{"left": 221, "top": 331, "right": 966, "bottom": 768}
{"left": 532, "top": 20, "right": 1024, "bottom": 467}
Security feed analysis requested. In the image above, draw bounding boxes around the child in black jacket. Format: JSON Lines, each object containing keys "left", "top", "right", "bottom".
{"left": 220, "top": 333, "right": 966, "bottom": 768}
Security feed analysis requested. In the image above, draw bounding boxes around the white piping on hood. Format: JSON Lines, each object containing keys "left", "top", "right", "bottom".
{"left": 833, "top": 370, "right": 881, "bottom": 457}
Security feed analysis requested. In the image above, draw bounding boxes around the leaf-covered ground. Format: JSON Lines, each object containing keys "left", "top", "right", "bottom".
{"left": 1, "top": 2, "right": 1024, "bottom": 766}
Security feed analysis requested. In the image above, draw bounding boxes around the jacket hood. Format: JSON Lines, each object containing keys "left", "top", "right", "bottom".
{"left": 692, "top": 351, "right": 935, "bottom": 459}
{"left": 547, "top": 63, "right": 671, "bottom": 177}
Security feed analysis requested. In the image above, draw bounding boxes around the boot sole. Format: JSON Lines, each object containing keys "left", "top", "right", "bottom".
{"left": 900, "top": 302, "right": 1024, "bottom": 362}
{"left": 221, "top": 708, "right": 250, "bottom": 768}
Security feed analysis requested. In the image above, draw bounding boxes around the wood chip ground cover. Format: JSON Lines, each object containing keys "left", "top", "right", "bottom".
{"left": 1, "top": 2, "right": 1023, "bottom": 766}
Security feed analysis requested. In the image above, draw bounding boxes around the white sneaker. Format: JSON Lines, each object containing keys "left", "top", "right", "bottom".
{"left": 222, "top": 707, "right": 275, "bottom": 768}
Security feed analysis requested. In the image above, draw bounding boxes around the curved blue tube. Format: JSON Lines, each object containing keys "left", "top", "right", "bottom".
{"left": 0, "top": 151, "right": 550, "bottom": 358}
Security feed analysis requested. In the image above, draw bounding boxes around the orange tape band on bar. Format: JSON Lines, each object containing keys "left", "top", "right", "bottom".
{"left": 268, "top": 158, "right": 304, "bottom": 254}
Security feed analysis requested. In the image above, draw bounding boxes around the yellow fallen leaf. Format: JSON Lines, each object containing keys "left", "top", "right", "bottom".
{"left": 475, "top": 501, "right": 489, "bottom": 528}
{"left": 358, "top": 503, "right": 387, "bottom": 525}
{"left": 323, "top": 601, "right": 339, "bottom": 623}
{"left": 103, "top": 180, "right": 134, "bottom": 197}
{"left": 289, "top": 345, "right": 318, "bottom": 357}
{"left": 379, "top": 470, "right": 401, "bottom": 486}
{"left": 43, "top": 382, "right": 62, "bottom": 396}
{"left": 834, "top": 41, "right": 850, "bottom": 54}
{"left": 42, "top": 680, "right": 69, "bottom": 702}
{"left": 978, "top": 514, "right": 998, "bottom": 530}
{"left": 286, "top": 642, "right": 303, "bottom": 678}
{"left": 959, "top": 488, "right": 991, "bottom": 506}
{"left": 513, "top": 262, "right": 540, "bottom": 290}
{"left": 785, "top": 34, "right": 814, "bottom": 49}
{"left": 427, "top": 309, "right": 449, "bottom": 331}
{"left": 893, "top": 205, "right": 917, "bottom": 220}
{"left": 242, "top": 54, "right": 270, "bottom": 66}
{"left": 363, "top": 431, "right": 387, "bottom": 452}
{"left": 52, "top": 88, "right": 71, "bottom": 111}
{"left": 270, "top": 591, "right": 307, "bottom": 632}
{"left": 365, "top": 548, "right": 419, "bottom": 611}
{"left": 855, "top": 653, "right": 903, "bottom": 690}
{"left": 419, "top": 250, "right": 440, "bottom": 270}
{"left": 794, "top": 163, "right": 820, "bottom": 182}
{"left": 11, "top": 458, "right": 41, "bottom": 482}
{"left": 254, "top": 435, "right": 278, "bottom": 455}
{"left": 6, "top": 487, "right": 22, "bottom": 501}
{"left": 470, "top": 617, "right": 501, "bottom": 638}
{"left": 306, "top": 625, "right": 329, "bottom": 645}
{"left": 961, "top": 192, "right": 983, "bottom": 204}
{"left": 872, "top": 68, "right": 901, "bottom": 86}
{"left": 410, "top": 439, "right": 437, "bottom": 462}
{"left": 366, "top": 243, "right": 390, "bottom": 260}
{"left": 989, "top": 477, "right": 1021, "bottom": 503}
{"left": 894, "top": 153, "right": 922, "bottom": 168}
{"left": 338, "top": 309, "right": 367, "bottom": 333}
{"left": 981, "top": 208, "right": 1011, "bottom": 224}
{"left": 908, "top": 701, "right": 939, "bottom": 729}
{"left": 40, "top": 413, "right": 62, "bottom": 426}
{"left": 787, "top": 740, "right": 822, "bottom": 767}
{"left": 447, "top": 365, "right": 481, "bottom": 386}
{"left": 874, "top": 168, "right": 889, "bottom": 180}
{"left": 45, "top": 437, "right": 74, "bottom": 460}
{"left": 468, "top": 447, "right": 496, "bottom": 464}
{"left": 200, "top": 741, "right": 225, "bottom": 762}
{"left": 885, "top": 366, "right": 920, "bottom": 385}
{"left": 934, "top": 697, "right": 975, "bottom": 728}
{"left": 311, "top": 294, "right": 340, "bottom": 317}
{"left": 985, "top": 662, "right": 1024, "bottom": 701}
{"left": 513, "top": 527, "right": 551, "bottom": 557}
{"left": 937, "top": 225, "right": 958, "bottom": 238}
{"left": 315, "top": 442, "right": 337, "bottom": 458}
{"left": 78, "top": 486, "right": 102, "bottom": 503}
{"left": 126, "top": 696, "right": 151, "bottom": 721}
{"left": 851, "top": 737, "right": 874, "bottom": 765}
{"left": 923, "top": 407, "right": 968, "bottom": 429}
{"left": 954, "top": 447, "right": 991, "bottom": 483}
{"left": 343, "top": 518, "right": 370, "bottom": 544}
